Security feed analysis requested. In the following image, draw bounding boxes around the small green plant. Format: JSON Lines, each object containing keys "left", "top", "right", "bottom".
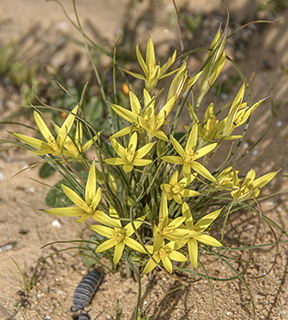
{"left": 3, "top": 2, "right": 287, "bottom": 319}
{"left": 12, "top": 258, "right": 37, "bottom": 296}
{"left": 0, "top": 41, "right": 39, "bottom": 106}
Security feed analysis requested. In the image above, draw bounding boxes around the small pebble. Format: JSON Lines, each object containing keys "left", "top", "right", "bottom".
{"left": 252, "top": 149, "right": 258, "bottom": 156}
{"left": 276, "top": 120, "right": 282, "bottom": 127}
{"left": 51, "top": 220, "right": 61, "bottom": 228}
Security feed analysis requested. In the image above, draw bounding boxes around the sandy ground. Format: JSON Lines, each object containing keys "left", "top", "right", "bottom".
{"left": 1, "top": 0, "right": 288, "bottom": 319}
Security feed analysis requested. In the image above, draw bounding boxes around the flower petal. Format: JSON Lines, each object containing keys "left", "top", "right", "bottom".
{"left": 162, "top": 255, "right": 173, "bottom": 273}
{"left": 135, "top": 142, "right": 155, "bottom": 159}
{"left": 125, "top": 238, "right": 146, "bottom": 253}
{"left": 186, "top": 125, "right": 198, "bottom": 152}
{"left": 194, "top": 209, "right": 221, "bottom": 231}
{"left": 142, "top": 258, "right": 156, "bottom": 274}
{"left": 193, "top": 143, "right": 217, "bottom": 160}
{"left": 62, "top": 184, "right": 86, "bottom": 209}
{"left": 169, "top": 250, "right": 188, "bottom": 262}
{"left": 85, "top": 163, "right": 96, "bottom": 204}
{"left": 105, "top": 158, "right": 127, "bottom": 166}
{"left": 111, "top": 138, "right": 126, "bottom": 158}
{"left": 191, "top": 162, "right": 216, "bottom": 182}
{"left": 96, "top": 238, "right": 115, "bottom": 252}
{"left": 188, "top": 238, "right": 198, "bottom": 269}
{"left": 161, "top": 156, "right": 183, "bottom": 165}
{"left": 170, "top": 135, "right": 186, "bottom": 159}
{"left": 194, "top": 234, "right": 222, "bottom": 247}
{"left": 89, "top": 225, "right": 115, "bottom": 237}
{"left": 111, "top": 103, "right": 138, "bottom": 124}
{"left": 91, "top": 188, "right": 101, "bottom": 211}
{"left": 33, "top": 111, "right": 54, "bottom": 143}
{"left": 114, "top": 241, "right": 125, "bottom": 265}
{"left": 43, "top": 206, "right": 84, "bottom": 217}
{"left": 57, "top": 105, "right": 78, "bottom": 149}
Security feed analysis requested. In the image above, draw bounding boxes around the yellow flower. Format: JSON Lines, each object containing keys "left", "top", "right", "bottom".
{"left": 105, "top": 132, "right": 155, "bottom": 173}
{"left": 215, "top": 166, "right": 236, "bottom": 189}
{"left": 153, "top": 193, "right": 189, "bottom": 250}
{"left": 231, "top": 169, "right": 278, "bottom": 202}
{"left": 197, "top": 30, "right": 226, "bottom": 109}
{"left": 111, "top": 90, "right": 177, "bottom": 141}
{"left": 44, "top": 162, "right": 107, "bottom": 223}
{"left": 54, "top": 121, "right": 99, "bottom": 159}
{"left": 223, "top": 84, "right": 264, "bottom": 137}
{"left": 142, "top": 241, "right": 188, "bottom": 274}
{"left": 121, "top": 37, "right": 177, "bottom": 91}
{"left": 161, "top": 125, "right": 217, "bottom": 181}
{"left": 179, "top": 203, "right": 222, "bottom": 269}
{"left": 89, "top": 207, "right": 146, "bottom": 266}
{"left": 12, "top": 106, "right": 78, "bottom": 156}
{"left": 161, "top": 170, "right": 199, "bottom": 204}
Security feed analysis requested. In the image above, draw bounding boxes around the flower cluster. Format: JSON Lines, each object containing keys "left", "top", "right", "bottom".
{"left": 11, "top": 33, "right": 278, "bottom": 275}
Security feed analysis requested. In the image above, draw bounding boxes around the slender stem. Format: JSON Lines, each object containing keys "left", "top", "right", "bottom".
{"left": 61, "top": 155, "right": 86, "bottom": 185}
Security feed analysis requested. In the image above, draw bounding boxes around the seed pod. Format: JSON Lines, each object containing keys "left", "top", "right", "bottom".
{"left": 72, "top": 270, "right": 101, "bottom": 312}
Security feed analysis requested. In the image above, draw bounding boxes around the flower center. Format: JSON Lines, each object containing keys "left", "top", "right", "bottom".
{"left": 171, "top": 185, "right": 181, "bottom": 195}
{"left": 112, "top": 228, "right": 126, "bottom": 244}
{"left": 159, "top": 246, "right": 172, "bottom": 259}
{"left": 48, "top": 136, "right": 61, "bottom": 154}
{"left": 83, "top": 203, "right": 94, "bottom": 215}
{"left": 185, "top": 149, "right": 194, "bottom": 163}
{"left": 125, "top": 149, "right": 135, "bottom": 164}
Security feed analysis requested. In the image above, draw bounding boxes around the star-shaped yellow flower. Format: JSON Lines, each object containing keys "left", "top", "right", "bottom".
{"left": 231, "top": 169, "right": 278, "bottom": 202}
{"left": 121, "top": 37, "right": 177, "bottom": 91}
{"left": 44, "top": 162, "right": 108, "bottom": 223}
{"left": 111, "top": 90, "right": 177, "bottom": 141}
{"left": 178, "top": 202, "right": 222, "bottom": 269}
{"left": 12, "top": 106, "right": 78, "bottom": 156}
{"left": 161, "top": 170, "right": 199, "bottom": 204}
{"left": 89, "top": 207, "right": 146, "bottom": 266}
{"left": 161, "top": 125, "right": 217, "bottom": 181}
{"left": 105, "top": 132, "right": 155, "bottom": 173}
{"left": 54, "top": 121, "right": 99, "bottom": 159}
{"left": 142, "top": 241, "right": 188, "bottom": 274}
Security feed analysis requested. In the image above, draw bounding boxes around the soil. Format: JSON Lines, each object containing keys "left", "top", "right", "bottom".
{"left": 1, "top": 0, "right": 288, "bottom": 320}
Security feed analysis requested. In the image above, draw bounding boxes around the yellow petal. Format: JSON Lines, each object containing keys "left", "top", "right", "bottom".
{"left": 57, "top": 105, "right": 78, "bottom": 149}
{"left": 194, "top": 234, "right": 222, "bottom": 247}
{"left": 111, "top": 138, "right": 126, "bottom": 159}
{"left": 146, "top": 37, "right": 156, "bottom": 67}
{"left": 34, "top": 111, "right": 54, "bottom": 143}
{"left": 111, "top": 103, "right": 138, "bottom": 124}
{"left": 135, "top": 142, "right": 155, "bottom": 159}
{"left": 191, "top": 162, "right": 216, "bottom": 182}
{"left": 162, "top": 255, "right": 173, "bottom": 273}
{"left": 188, "top": 238, "right": 198, "bottom": 269}
{"left": 62, "top": 184, "right": 86, "bottom": 208}
{"left": 125, "top": 238, "right": 145, "bottom": 253}
{"left": 114, "top": 241, "right": 125, "bottom": 265}
{"left": 142, "top": 258, "right": 156, "bottom": 274}
{"left": 85, "top": 163, "right": 96, "bottom": 204}
{"left": 161, "top": 155, "right": 183, "bottom": 165}
{"left": 170, "top": 135, "right": 186, "bottom": 159}
{"left": 43, "top": 206, "right": 84, "bottom": 217}
{"left": 194, "top": 209, "right": 221, "bottom": 231}
{"left": 90, "top": 225, "right": 114, "bottom": 237}
{"left": 91, "top": 188, "right": 101, "bottom": 211}
{"left": 129, "top": 91, "right": 141, "bottom": 114}
{"left": 186, "top": 125, "right": 198, "bottom": 152}
{"left": 96, "top": 238, "right": 115, "bottom": 252}
{"left": 12, "top": 132, "right": 52, "bottom": 154}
